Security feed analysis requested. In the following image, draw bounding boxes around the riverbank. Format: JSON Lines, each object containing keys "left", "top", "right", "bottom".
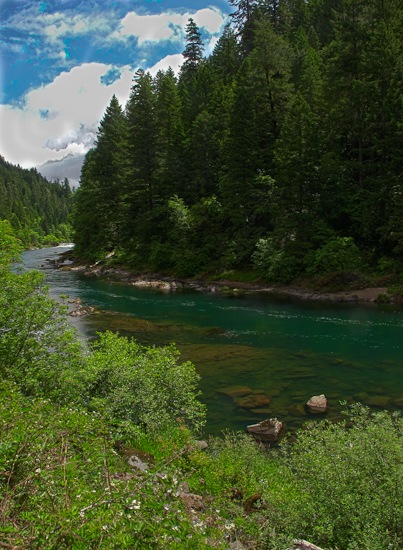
{"left": 55, "top": 252, "right": 392, "bottom": 304}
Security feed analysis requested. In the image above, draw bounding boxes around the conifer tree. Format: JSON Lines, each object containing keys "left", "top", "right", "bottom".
{"left": 92, "top": 95, "right": 127, "bottom": 250}
{"left": 181, "top": 18, "right": 204, "bottom": 79}
{"left": 229, "top": 0, "right": 259, "bottom": 53}
{"left": 154, "top": 68, "right": 184, "bottom": 201}
{"left": 124, "top": 70, "right": 158, "bottom": 252}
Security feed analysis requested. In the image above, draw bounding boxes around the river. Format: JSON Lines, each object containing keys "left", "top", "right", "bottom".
{"left": 21, "top": 245, "right": 403, "bottom": 435}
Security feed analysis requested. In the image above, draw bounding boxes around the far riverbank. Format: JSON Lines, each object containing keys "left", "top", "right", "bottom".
{"left": 54, "top": 251, "right": 393, "bottom": 305}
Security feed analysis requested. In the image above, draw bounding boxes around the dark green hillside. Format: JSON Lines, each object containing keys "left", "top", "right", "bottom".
{"left": 73, "top": 0, "right": 403, "bottom": 287}
{"left": 0, "top": 155, "right": 73, "bottom": 247}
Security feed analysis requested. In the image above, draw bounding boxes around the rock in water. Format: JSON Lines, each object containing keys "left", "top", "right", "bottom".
{"left": 306, "top": 394, "right": 328, "bottom": 413}
{"left": 246, "top": 418, "right": 284, "bottom": 442}
{"left": 235, "top": 391, "right": 271, "bottom": 410}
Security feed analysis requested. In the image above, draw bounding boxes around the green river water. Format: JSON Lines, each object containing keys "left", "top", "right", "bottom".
{"left": 23, "top": 246, "right": 403, "bottom": 436}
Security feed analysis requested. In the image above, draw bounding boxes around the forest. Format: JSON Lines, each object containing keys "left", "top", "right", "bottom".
{"left": 73, "top": 0, "right": 403, "bottom": 287}
{"left": 0, "top": 155, "right": 73, "bottom": 248}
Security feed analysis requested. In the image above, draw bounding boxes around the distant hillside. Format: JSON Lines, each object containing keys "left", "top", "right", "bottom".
{"left": 0, "top": 155, "right": 73, "bottom": 247}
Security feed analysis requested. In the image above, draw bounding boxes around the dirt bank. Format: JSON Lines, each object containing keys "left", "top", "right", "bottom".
{"left": 57, "top": 255, "right": 392, "bottom": 304}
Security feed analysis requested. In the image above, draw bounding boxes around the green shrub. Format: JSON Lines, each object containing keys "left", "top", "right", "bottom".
{"left": 148, "top": 241, "right": 174, "bottom": 271}
{"left": 0, "top": 222, "right": 84, "bottom": 403}
{"left": 280, "top": 404, "right": 403, "bottom": 549}
{"left": 307, "top": 236, "right": 362, "bottom": 275}
{"left": 84, "top": 331, "right": 206, "bottom": 437}
{"left": 0, "top": 382, "right": 213, "bottom": 549}
{"left": 252, "top": 236, "right": 299, "bottom": 283}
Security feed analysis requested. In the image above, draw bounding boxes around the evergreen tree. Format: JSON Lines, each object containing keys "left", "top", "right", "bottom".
{"left": 210, "top": 25, "right": 242, "bottom": 83}
{"left": 70, "top": 0, "right": 403, "bottom": 279}
{"left": 73, "top": 150, "right": 104, "bottom": 259}
{"left": 73, "top": 95, "right": 127, "bottom": 258}
{"left": 126, "top": 70, "right": 157, "bottom": 215}
{"left": 181, "top": 18, "right": 204, "bottom": 79}
{"left": 229, "top": 0, "right": 259, "bottom": 53}
{"left": 154, "top": 68, "right": 184, "bottom": 201}
{"left": 248, "top": 18, "right": 293, "bottom": 170}
{"left": 0, "top": 156, "right": 72, "bottom": 247}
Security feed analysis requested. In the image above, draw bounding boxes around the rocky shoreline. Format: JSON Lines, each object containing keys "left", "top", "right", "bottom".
{"left": 54, "top": 255, "right": 393, "bottom": 304}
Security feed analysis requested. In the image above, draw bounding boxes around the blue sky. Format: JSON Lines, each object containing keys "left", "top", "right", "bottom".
{"left": 0, "top": 0, "right": 230, "bottom": 184}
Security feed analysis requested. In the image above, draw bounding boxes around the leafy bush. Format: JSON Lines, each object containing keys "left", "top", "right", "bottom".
{"left": 0, "top": 222, "right": 84, "bottom": 403}
{"left": 5, "top": 221, "right": 403, "bottom": 549}
{"left": 148, "top": 241, "right": 174, "bottom": 271}
{"left": 84, "top": 331, "right": 206, "bottom": 437}
{"left": 308, "top": 236, "right": 362, "bottom": 274}
{"left": 252, "top": 236, "right": 300, "bottom": 283}
{"left": 0, "top": 382, "right": 212, "bottom": 549}
{"left": 280, "top": 405, "right": 403, "bottom": 549}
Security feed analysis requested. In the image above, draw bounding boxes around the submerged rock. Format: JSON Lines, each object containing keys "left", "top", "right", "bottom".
{"left": 218, "top": 385, "right": 253, "bottom": 398}
{"left": 391, "top": 397, "right": 403, "bottom": 408}
{"left": 247, "top": 417, "right": 284, "bottom": 442}
{"left": 306, "top": 394, "right": 328, "bottom": 414}
{"left": 288, "top": 404, "right": 307, "bottom": 417}
{"left": 235, "top": 391, "right": 271, "bottom": 410}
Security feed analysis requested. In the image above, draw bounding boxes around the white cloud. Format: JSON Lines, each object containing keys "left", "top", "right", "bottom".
{"left": 0, "top": 5, "right": 229, "bottom": 182}
{"left": 40, "top": 12, "right": 114, "bottom": 43}
{"left": 4, "top": 7, "right": 226, "bottom": 55}
{"left": 192, "top": 8, "right": 226, "bottom": 34}
{"left": 0, "top": 63, "right": 133, "bottom": 170}
{"left": 116, "top": 12, "right": 183, "bottom": 44}
{"left": 114, "top": 8, "right": 226, "bottom": 45}
{"left": 147, "top": 54, "right": 184, "bottom": 76}
{"left": 5, "top": 10, "right": 114, "bottom": 44}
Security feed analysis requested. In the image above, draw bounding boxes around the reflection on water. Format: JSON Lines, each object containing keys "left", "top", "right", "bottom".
{"left": 22, "top": 246, "right": 403, "bottom": 436}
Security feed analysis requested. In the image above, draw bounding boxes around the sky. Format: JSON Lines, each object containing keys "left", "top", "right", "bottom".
{"left": 0, "top": 0, "right": 231, "bottom": 185}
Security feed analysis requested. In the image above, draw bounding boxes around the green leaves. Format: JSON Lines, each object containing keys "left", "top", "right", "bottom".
{"left": 282, "top": 406, "right": 403, "bottom": 549}
{"left": 308, "top": 236, "right": 362, "bottom": 274}
{"left": 0, "top": 219, "right": 22, "bottom": 266}
{"left": 84, "top": 331, "right": 206, "bottom": 436}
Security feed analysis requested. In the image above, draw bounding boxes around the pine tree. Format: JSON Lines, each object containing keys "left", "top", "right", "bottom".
{"left": 210, "top": 25, "right": 242, "bottom": 83}
{"left": 93, "top": 95, "right": 127, "bottom": 249}
{"left": 181, "top": 18, "right": 204, "bottom": 79}
{"left": 229, "top": 0, "right": 259, "bottom": 52}
{"left": 125, "top": 70, "right": 158, "bottom": 248}
{"left": 248, "top": 18, "right": 293, "bottom": 170}
{"left": 154, "top": 68, "right": 184, "bottom": 201}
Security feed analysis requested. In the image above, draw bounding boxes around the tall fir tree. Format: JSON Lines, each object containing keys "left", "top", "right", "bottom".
{"left": 73, "top": 96, "right": 127, "bottom": 258}
{"left": 154, "top": 68, "right": 184, "bottom": 202}
{"left": 125, "top": 70, "right": 158, "bottom": 220}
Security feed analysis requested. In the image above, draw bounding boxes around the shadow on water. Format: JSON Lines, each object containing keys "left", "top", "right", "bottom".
{"left": 22, "top": 246, "right": 403, "bottom": 436}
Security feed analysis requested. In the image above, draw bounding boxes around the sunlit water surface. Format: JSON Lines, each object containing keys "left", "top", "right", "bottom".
{"left": 21, "top": 246, "right": 403, "bottom": 435}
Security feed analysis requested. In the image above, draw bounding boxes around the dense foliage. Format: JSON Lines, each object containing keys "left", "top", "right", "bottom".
{"left": 73, "top": 0, "right": 403, "bottom": 284}
{"left": 3, "top": 224, "right": 403, "bottom": 548}
{"left": 0, "top": 156, "right": 73, "bottom": 247}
